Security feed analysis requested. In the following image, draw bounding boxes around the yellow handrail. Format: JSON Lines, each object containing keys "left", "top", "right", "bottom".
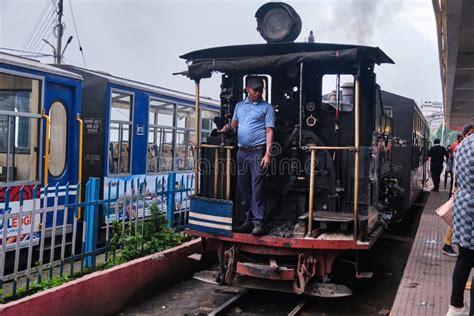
{"left": 76, "top": 114, "right": 84, "bottom": 219}
{"left": 41, "top": 110, "right": 50, "bottom": 186}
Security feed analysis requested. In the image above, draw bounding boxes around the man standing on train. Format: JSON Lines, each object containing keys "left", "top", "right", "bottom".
{"left": 428, "top": 138, "right": 448, "bottom": 192}
{"left": 220, "top": 77, "right": 275, "bottom": 236}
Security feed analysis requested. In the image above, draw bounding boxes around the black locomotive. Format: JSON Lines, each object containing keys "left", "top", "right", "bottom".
{"left": 180, "top": 2, "right": 429, "bottom": 296}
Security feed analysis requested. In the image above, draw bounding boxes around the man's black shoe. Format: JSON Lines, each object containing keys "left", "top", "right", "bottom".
{"left": 252, "top": 225, "right": 265, "bottom": 236}
{"left": 233, "top": 222, "right": 253, "bottom": 234}
{"left": 432, "top": 188, "right": 439, "bottom": 192}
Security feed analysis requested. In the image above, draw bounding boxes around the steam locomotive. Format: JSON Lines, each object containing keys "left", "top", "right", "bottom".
{"left": 180, "top": 3, "right": 428, "bottom": 296}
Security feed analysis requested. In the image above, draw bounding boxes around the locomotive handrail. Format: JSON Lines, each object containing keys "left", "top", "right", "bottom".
{"left": 307, "top": 148, "right": 316, "bottom": 235}
{"left": 353, "top": 79, "right": 361, "bottom": 240}
{"left": 306, "top": 79, "right": 360, "bottom": 240}
{"left": 76, "top": 113, "right": 84, "bottom": 219}
{"left": 197, "top": 144, "right": 233, "bottom": 199}
{"left": 41, "top": 110, "right": 51, "bottom": 186}
{"left": 198, "top": 144, "right": 235, "bottom": 149}
{"left": 194, "top": 82, "right": 201, "bottom": 195}
{"left": 305, "top": 146, "right": 355, "bottom": 151}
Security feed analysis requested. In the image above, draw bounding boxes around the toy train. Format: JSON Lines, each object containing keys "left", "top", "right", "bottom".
{"left": 181, "top": 2, "right": 429, "bottom": 296}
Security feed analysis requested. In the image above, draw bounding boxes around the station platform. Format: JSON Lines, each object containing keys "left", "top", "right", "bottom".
{"left": 391, "top": 185, "right": 468, "bottom": 315}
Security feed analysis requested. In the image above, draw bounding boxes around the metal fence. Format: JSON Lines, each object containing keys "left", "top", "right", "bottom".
{"left": 0, "top": 172, "right": 193, "bottom": 300}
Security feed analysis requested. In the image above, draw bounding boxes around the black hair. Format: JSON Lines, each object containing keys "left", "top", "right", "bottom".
{"left": 433, "top": 138, "right": 440, "bottom": 144}
{"left": 462, "top": 124, "right": 473, "bottom": 136}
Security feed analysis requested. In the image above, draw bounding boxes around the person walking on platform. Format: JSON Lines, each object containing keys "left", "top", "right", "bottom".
{"left": 448, "top": 124, "right": 474, "bottom": 316}
{"left": 428, "top": 138, "right": 448, "bottom": 192}
{"left": 442, "top": 134, "right": 464, "bottom": 257}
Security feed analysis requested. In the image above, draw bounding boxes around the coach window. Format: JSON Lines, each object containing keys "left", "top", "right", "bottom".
{"left": 176, "top": 105, "right": 195, "bottom": 171}
{"left": 49, "top": 101, "right": 67, "bottom": 177}
{"left": 0, "top": 72, "right": 41, "bottom": 183}
{"left": 201, "top": 109, "right": 217, "bottom": 143}
{"left": 109, "top": 91, "right": 133, "bottom": 175}
{"left": 148, "top": 100, "right": 174, "bottom": 173}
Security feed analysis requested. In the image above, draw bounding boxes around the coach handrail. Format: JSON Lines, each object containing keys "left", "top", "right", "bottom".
{"left": 76, "top": 113, "right": 84, "bottom": 219}
{"left": 41, "top": 110, "right": 51, "bottom": 186}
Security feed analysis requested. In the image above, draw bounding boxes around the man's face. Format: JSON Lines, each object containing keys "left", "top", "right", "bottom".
{"left": 246, "top": 86, "right": 263, "bottom": 102}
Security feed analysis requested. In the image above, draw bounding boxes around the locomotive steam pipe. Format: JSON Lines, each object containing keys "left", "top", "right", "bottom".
{"left": 353, "top": 79, "right": 361, "bottom": 240}
{"left": 194, "top": 81, "right": 201, "bottom": 195}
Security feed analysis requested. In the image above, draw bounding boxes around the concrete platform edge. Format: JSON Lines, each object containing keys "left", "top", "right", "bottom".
{"left": 0, "top": 238, "right": 203, "bottom": 316}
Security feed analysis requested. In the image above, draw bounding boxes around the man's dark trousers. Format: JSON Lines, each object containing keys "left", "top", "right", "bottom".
{"left": 237, "top": 148, "right": 265, "bottom": 225}
{"left": 431, "top": 164, "right": 443, "bottom": 190}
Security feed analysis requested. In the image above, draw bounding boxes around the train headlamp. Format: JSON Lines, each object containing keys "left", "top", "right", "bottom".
{"left": 255, "top": 2, "right": 302, "bottom": 43}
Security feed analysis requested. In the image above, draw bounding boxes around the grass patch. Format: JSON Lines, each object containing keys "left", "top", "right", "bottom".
{"left": 1, "top": 203, "right": 190, "bottom": 303}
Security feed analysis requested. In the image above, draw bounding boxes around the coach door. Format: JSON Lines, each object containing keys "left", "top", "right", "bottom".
{"left": 43, "top": 82, "right": 79, "bottom": 194}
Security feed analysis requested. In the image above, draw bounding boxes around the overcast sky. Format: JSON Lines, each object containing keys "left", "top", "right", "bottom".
{"left": 0, "top": 0, "right": 442, "bottom": 103}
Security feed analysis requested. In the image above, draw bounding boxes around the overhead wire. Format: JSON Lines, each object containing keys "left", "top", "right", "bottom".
{"left": 68, "top": 0, "right": 87, "bottom": 68}
{"left": 27, "top": 16, "right": 55, "bottom": 56}
{"left": 23, "top": 6, "right": 56, "bottom": 55}
{"left": 20, "top": 0, "right": 52, "bottom": 52}
{"left": 23, "top": 2, "right": 56, "bottom": 54}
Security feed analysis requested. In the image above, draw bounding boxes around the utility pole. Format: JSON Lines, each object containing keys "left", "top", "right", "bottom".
{"left": 55, "top": 0, "right": 64, "bottom": 64}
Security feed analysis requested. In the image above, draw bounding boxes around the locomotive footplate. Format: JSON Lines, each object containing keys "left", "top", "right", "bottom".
{"left": 185, "top": 229, "right": 380, "bottom": 250}
{"left": 296, "top": 211, "right": 369, "bottom": 237}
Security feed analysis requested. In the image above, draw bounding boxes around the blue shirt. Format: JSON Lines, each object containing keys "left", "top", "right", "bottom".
{"left": 232, "top": 98, "right": 275, "bottom": 147}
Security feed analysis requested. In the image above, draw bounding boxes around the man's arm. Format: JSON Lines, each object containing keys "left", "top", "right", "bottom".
{"left": 260, "top": 127, "right": 273, "bottom": 168}
{"left": 221, "top": 119, "right": 238, "bottom": 133}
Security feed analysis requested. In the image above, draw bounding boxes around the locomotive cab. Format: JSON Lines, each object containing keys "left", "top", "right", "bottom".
{"left": 183, "top": 43, "right": 394, "bottom": 239}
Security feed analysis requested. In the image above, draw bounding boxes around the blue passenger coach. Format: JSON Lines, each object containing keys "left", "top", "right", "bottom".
{"left": 0, "top": 53, "right": 82, "bottom": 249}
{"left": 0, "top": 54, "right": 219, "bottom": 250}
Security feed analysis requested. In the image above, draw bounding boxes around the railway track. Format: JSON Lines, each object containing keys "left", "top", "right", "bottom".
{"left": 209, "top": 289, "right": 307, "bottom": 316}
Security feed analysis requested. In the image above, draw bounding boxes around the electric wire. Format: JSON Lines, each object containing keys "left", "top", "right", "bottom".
{"left": 20, "top": 0, "right": 52, "bottom": 52}
{"left": 27, "top": 17, "right": 55, "bottom": 56}
{"left": 68, "top": 0, "right": 87, "bottom": 68}
{"left": 0, "top": 47, "right": 52, "bottom": 57}
{"left": 23, "top": 2, "right": 56, "bottom": 55}
{"left": 24, "top": 10, "right": 56, "bottom": 55}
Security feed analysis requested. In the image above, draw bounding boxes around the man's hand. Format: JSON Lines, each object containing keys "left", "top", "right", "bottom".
{"left": 260, "top": 153, "right": 271, "bottom": 169}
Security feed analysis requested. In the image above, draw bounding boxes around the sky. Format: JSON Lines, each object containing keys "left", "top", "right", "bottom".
{"left": 0, "top": 0, "right": 442, "bottom": 103}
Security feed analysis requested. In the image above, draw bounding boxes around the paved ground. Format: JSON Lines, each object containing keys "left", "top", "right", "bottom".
{"left": 391, "top": 185, "right": 469, "bottom": 316}
{"left": 121, "top": 192, "right": 428, "bottom": 315}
